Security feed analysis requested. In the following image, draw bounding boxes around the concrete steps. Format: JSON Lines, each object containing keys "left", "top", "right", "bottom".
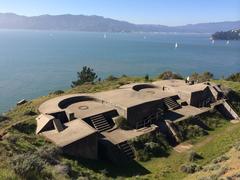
{"left": 117, "top": 141, "right": 135, "bottom": 159}
{"left": 90, "top": 114, "right": 111, "bottom": 132}
{"left": 165, "top": 120, "right": 182, "bottom": 143}
{"left": 164, "top": 97, "right": 181, "bottom": 110}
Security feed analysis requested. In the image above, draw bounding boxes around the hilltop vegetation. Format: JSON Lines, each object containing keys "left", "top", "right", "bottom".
{"left": 212, "top": 29, "right": 240, "bottom": 40}
{"left": 0, "top": 70, "right": 240, "bottom": 179}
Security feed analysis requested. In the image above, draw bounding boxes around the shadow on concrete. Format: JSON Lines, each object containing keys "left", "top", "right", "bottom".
{"left": 163, "top": 111, "right": 184, "bottom": 121}
{"left": 64, "top": 155, "right": 150, "bottom": 178}
{"left": 191, "top": 117, "right": 212, "bottom": 131}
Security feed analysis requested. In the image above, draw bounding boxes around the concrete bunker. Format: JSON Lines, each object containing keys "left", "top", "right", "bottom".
{"left": 36, "top": 80, "right": 239, "bottom": 161}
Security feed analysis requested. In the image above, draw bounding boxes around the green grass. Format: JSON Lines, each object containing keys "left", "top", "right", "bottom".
{"left": 213, "top": 79, "right": 240, "bottom": 92}
{"left": 139, "top": 121, "right": 240, "bottom": 180}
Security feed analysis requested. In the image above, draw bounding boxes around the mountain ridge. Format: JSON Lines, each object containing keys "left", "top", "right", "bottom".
{"left": 0, "top": 13, "right": 239, "bottom": 33}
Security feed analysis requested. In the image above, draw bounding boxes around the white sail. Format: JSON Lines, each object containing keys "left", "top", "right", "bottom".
{"left": 175, "top": 43, "right": 178, "bottom": 48}
{"left": 104, "top": 33, "right": 107, "bottom": 39}
{"left": 212, "top": 40, "right": 215, "bottom": 44}
{"left": 226, "top": 40, "right": 230, "bottom": 45}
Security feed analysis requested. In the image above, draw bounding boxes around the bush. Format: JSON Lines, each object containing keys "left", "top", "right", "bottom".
{"left": 212, "top": 155, "right": 229, "bottom": 164}
{"left": 135, "top": 149, "right": 151, "bottom": 162}
{"left": 11, "top": 153, "right": 45, "bottom": 178}
{"left": 106, "top": 75, "right": 118, "bottom": 81}
{"left": 130, "top": 132, "right": 170, "bottom": 161}
{"left": 188, "top": 151, "right": 203, "bottom": 162}
{"left": 144, "top": 74, "right": 150, "bottom": 82}
{"left": 9, "top": 143, "right": 62, "bottom": 178}
{"left": 176, "top": 119, "right": 208, "bottom": 141}
{"left": 0, "top": 115, "right": 9, "bottom": 123}
{"left": 38, "top": 144, "right": 62, "bottom": 165}
{"left": 159, "top": 71, "right": 183, "bottom": 80}
{"left": 51, "top": 90, "right": 64, "bottom": 95}
{"left": 12, "top": 123, "right": 36, "bottom": 134}
{"left": 186, "top": 125, "right": 208, "bottom": 139}
{"left": 180, "top": 163, "right": 202, "bottom": 174}
{"left": 190, "top": 72, "right": 214, "bottom": 82}
{"left": 203, "top": 164, "right": 221, "bottom": 172}
{"left": 115, "top": 116, "right": 132, "bottom": 130}
{"left": 23, "top": 110, "right": 37, "bottom": 116}
{"left": 226, "top": 72, "right": 240, "bottom": 82}
{"left": 234, "top": 141, "right": 240, "bottom": 151}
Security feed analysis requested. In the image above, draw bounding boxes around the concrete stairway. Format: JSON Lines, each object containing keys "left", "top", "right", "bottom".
{"left": 90, "top": 114, "right": 111, "bottom": 132}
{"left": 165, "top": 120, "right": 182, "bottom": 143}
{"left": 222, "top": 101, "right": 239, "bottom": 120}
{"left": 117, "top": 141, "right": 135, "bottom": 159}
{"left": 164, "top": 97, "right": 181, "bottom": 110}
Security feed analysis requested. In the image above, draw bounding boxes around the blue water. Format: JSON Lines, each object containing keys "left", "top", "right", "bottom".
{"left": 0, "top": 30, "right": 240, "bottom": 113}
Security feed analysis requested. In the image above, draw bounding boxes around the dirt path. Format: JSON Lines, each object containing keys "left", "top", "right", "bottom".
{"left": 174, "top": 143, "right": 193, "bottom": 153}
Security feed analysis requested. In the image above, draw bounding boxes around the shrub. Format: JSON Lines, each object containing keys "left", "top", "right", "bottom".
{"left": 23, "top": 110, "right": 37, "bottom": 116}
{"left": 144, "top": 74, "right": 150, "bottom": 82}
{"left": 176, "top": 119, "right": 208, "bottom": 141}
{"left": 106, "top": 75, "right": 118, "bottom": 81}
{"left": 186, "top": 125, "right": 208, "bottom": 139}
{"left": 115, "top": 116, "right": 132, "bottom": 130}
{"left": 38, "top": 144, "right": 62, "bottom": 165}
{"left": 11, "top": 153, "right": 45, "bottom": 178}
{"left": 212, "top": 155, "right": 229, "bottom": 164}
{"left": 203, "top": 164, "right": 221, "bottom": 172}
{"left": 159, "top": 71, "right": 183, "bottom": 80}
{"left": 55, "top": 164, "right": 71, "bottom": 175}
{"left": 130, "top": 132, "right": 170, "bottom": 161}
{"left": 0, "top": 115, "right": 9, "bottom": 123}
{"left": 188, "top": 151, "right": 203, "bottom": 162}
{"left": 226, "top": 72, "right": 240, "bottom": 82}
{"left": 135, "top": 149, "right": 151, "bottom": 162}
{"left": 51, "top": 90, "right": 64, "bottom": 95}
{"left": 234, "top": 141, "right": 240, "bottom": 151}
{"left": 12, "top": 123, "right": 36, "bottom": 135}
{"left": 180, "top": 163, "right": 202, "bottom": 174}
{"left": 190, "top": 72, "right": 214, "bottom": 82}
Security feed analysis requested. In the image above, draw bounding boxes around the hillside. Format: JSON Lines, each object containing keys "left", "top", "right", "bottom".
{"left": 0, "top": 13, "right": 240, "bottom": 33}
{"left": 212, "top": 29, "right": 240, "bottom": 40}
{"left": 0, "top": 76, "right": 240, "bottom": 180}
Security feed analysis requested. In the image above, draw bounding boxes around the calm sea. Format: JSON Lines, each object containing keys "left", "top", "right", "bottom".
{"left": 0, "top": 30, "right": 239, "bottom": 113}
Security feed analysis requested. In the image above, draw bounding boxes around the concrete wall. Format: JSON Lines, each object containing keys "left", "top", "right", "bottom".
{"left": 62, "top": 133, "right": 98, "bottom": 160}
{"left": 190, "top": 87, "right": 215, "bottom": 107}
{"left": 127, "top": 100, "right": 165, "bottom": 127}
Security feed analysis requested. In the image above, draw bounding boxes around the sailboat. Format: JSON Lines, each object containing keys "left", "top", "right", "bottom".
{"left": 104, "top": 33, "right": 107, "bottom": 39}
{"left": 212, "top": 40, "right": 215, "bottom": 44}
{"left": 175, "top": 42, "right": 178, "bottom": 48}
{"left": 226, "top": 40, "right": 230, "bottom": 45}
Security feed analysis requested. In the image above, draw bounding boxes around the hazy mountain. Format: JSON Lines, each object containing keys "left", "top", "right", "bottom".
{"left": 0, "top": 13, "right": 239, "bottom": 33}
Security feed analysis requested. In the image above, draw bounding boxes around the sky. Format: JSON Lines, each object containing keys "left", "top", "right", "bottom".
{"left": 0, "top": 0, "right": 239, "bottom": 26}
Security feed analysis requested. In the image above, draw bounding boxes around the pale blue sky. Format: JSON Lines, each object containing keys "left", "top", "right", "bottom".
{"left": 0, "top": 0, "right": 239, "bottom": 26}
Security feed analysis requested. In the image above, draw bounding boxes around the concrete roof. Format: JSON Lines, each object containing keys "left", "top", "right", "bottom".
{"left": 38, "top": 83, "right": 178, "bottom": 115}
{"left": 38, "top": 94, "right": 83, "bottom": 114}
{"left": 67, "top": 101, "right": 115, "bottom": 119}
{"left": 36, "top": 114, "right": 55, "bottom": 134}
{"left": 38, "top": 80, "right": 211, "bottom": 117}
{"left": 41, "top": 119, "right": 97, "bottom": 147}
{"left": 94, "top": 88, "right": 175, "bottom": 108}
{"left": 174, "top": 83, "right": 208, "bottom": 93}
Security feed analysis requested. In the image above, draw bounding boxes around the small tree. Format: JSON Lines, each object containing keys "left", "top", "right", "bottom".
{"left": 144, "top": 74, "right": 150, "bottom": 82}
{"left": 71, "top": 66, "right": 98, "bottom": 87}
